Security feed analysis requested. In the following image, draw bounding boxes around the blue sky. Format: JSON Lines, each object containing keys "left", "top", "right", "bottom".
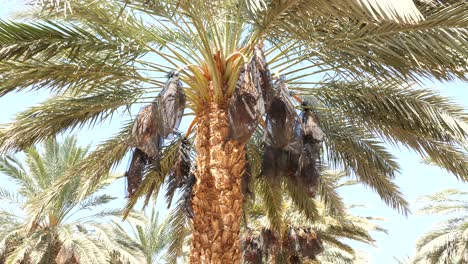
{"left": 0, "top": 3, "right": 467, "bottom": 263}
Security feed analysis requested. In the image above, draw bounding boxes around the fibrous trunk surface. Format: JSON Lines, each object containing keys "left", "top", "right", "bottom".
{"left": 190, "top": 98, "right": 246, "bottom": 263}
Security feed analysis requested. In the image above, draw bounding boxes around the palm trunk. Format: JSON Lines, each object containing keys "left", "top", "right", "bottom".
{"left": 190, "top": 96, "right": 246, "bottom": 263}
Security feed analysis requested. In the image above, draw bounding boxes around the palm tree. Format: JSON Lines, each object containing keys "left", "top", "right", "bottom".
{"left": 0, "top": 137, "right": 144, "bottom": 264}
{"left": 412, "top": 189, "right": 468, "bottom": 264}
{"left": 0, "top": 0, "right": 467, "bottom": 262}
{"left": 110, "top": 209, "right": 170, "bottom": 264}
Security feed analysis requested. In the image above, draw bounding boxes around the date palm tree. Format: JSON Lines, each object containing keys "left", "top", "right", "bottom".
{"left": 412, "top": 189, "right": 468, "bottom": 264}
{"left": 110, "top": 209, "right": 170, "bottom": 264}
{"left": 0, "top": 0, "right": 467, "bottom": 262}
{"left": 0, "top": 137, "right": 144, "bottom": 264}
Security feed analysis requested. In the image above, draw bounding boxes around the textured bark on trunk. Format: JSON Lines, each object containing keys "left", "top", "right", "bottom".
{"left": 189, "top": 98, "right": 246, "bottom": 263}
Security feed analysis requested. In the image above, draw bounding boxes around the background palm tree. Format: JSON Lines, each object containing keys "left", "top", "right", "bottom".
{"left": 412, "top": 189, "right": 467, "bottom": 264}
{"left": 110, "top": 209, "right": 170, "bottom": 264}
{"left": 0, "top": 137, "right": 144, "bottom": 264}
{"left": 0, "top": 0, "right": 467, "bottom": 262}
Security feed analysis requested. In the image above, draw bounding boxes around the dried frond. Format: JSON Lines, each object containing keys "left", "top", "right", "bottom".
{"left": 165, "top": 138, "right": 192, "bottom": 208}
{"left": 183, "top": 172, "right": 196, "bottom": 219}
{"left": 172, "top": 138, "right": 192, "bottom": 185}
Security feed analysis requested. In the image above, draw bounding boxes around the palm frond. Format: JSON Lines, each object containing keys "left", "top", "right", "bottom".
{"left": 0, "top": 156, "right": 38, "bottom": 195}
{"left": 318, "top": 171, "right": 347, "bottom": 216}
{"left": 273, "top": 2, "right": 467, "bottom": 82}
{"left": 316, "top": 244, "right": 359, "bottom": 264}
{"left": 284, "top": 177, "right": 319, "bottom": 222}
{"left": 165, "top": 187, "right": 192, "bottom": 263}
{"left": 322, "top": 114, "right": 409, "bottom": 215}
{"left": 24, "top": 146, "right": 48, "bottom": 189}
{"left": 0, "top": 188, "right": 25, "bottom": 207}
{"left": 393, "top": 130, "right": 468, "bottom": 181}
{"left": 255, "top": 175, "right": 284, "bottom": 233}
{"left": 413, "top": 189, "right": 468, "bottom": 264}
{"left": 4, "top": 232, "right": 41, "bottom": 264}
{"left": 0, "top": 18, "right": 144, "bottom": 61}
{"left": 316, "top": 234, "right": 355, "bottom": 255}
{"left": 0, "top": 89, "right": 139, "bottom": 153}
{"left": 123, "top": 137, "right": 184, "bottom": 216}
{"left": 416, "top": 189, "right": 468, "bottom": 215}
{"left": 309, "top": 81, "right": 468, "bottom": 146}
{"left": 87, "top": 223, "right": 145, "bottom": 264}
{"left": 0, "top": 59, "right": 143, "bottom": 96}
{"left": 246, "top": 0, "right": 423, "bottom": 36}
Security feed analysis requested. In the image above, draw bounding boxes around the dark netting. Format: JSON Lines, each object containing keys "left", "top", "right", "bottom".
{"left": 127, "top": 72, "right": 186, "bottom": 198}
{"left": 157, "top": 71, "right": 186, "bottom": 139}
{"left": 298, "top": 143, "right": 321, "bottom": 198}
{"left": 126, "top": 148, "right": 148, "bottom": 196}
{"left": 242, "top": 227, "right": 323, "bottom": 263}
{"left": 262, "top": 146, "right": 289, "bottom": 182}
{"left": 253, "top": 46, "right": 275, "bottom": 108}
{"left": 300, "top": 102, "right": 325, "bottom": 143}
{"left": 228, "top": 46, "right": 270, "bottom": 143}
{"left": 227, "top": 63, "right": 264, "bottom": 143}
{"left": 298, "top": 102, "right": 325, "bottom": 198}
{"left": 131, "top": 103, "right": 162, "bottom": 160}
{"left": 265, "top": 78, "right": 301, "bottom": 153}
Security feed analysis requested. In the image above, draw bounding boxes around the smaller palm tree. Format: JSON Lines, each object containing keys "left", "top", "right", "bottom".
{"left": 412, "top": 189, "right": 468, "bottom": 264}
{"left": 110, "top": 209, "right": 169, "bottom": 264}
{"left": 0, "top": 136, "right": 144, "bottom": 264}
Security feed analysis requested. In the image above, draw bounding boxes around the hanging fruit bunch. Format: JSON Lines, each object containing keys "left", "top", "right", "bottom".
{"left": 242, "top": 226, "right": 323, "bottom": 263}
{"left": 126, "top": 72, "right": 187, "bottom": 197}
